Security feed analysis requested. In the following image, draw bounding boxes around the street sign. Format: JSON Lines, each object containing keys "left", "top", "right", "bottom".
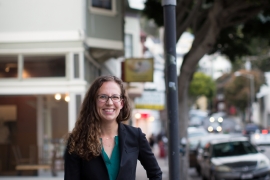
{"left": 134, "top": 91, "right": 165, "bottom": 110}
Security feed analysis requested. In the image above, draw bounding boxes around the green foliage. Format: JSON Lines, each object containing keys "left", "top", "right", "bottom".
{"left": 188, "top": 72, "right": 216, "bottom": 99}
{"left": 141, "top": 0, "right": 163, "bottom": 27}
{"left": 143, "top": 0, "right": 270, "bottom": 63}
{"left": 210, "top": 14, "right": 270, "bottom": 62}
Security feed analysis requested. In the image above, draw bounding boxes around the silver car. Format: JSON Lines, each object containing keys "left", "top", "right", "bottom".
{"left": 200, "top": 136, "right": 270, "bottom": 180}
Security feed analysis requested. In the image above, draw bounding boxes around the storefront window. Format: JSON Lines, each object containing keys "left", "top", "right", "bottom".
{"left": 23, "top": 55, "right": 65, "bottom": 78}
{"left": 0, "top": 56, "right": 18, "bottom": 78}
{"left": 0, "top": 95, "right": 68, "bottom": 176}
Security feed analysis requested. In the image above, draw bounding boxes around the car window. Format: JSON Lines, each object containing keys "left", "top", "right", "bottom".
{"left": 212, "top": 141, "right": 257, "bottom": 157}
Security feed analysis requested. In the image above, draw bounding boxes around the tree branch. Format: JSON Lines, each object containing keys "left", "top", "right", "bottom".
{"left": 176, "top": 0, "right": 194, "bottom": 39}
{"left": 176, "top": 0, "right": 204, "bottom": 40}
{"left": 221, "top": 3, "right": 268, "bottom": 27}
{"left": 191, "top": 10, "right": 209, "bottom": 33}
{"left": 221, "top": 0, "right": 269, "bottom": 15}
{"left": 223, "top": 9, "right": 262, "bottom": 28}
{"left": 176, "top": 0, "right": 192, "bottom": 20}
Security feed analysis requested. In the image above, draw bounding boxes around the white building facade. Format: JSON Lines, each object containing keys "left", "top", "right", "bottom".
{"left": 0, "top": 0, "right": 125, "bottom": 175}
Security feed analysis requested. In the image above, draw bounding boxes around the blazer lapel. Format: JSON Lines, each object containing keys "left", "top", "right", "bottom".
{"left": 118, "top": 123, "right": 126, "bottom": 166}
{"left": 116, "top": 123, "right": 126, "bottom": 180}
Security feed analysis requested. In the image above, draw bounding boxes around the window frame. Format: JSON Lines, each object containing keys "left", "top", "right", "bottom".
{"left": 88, "top": 0, "right": 117, "bottom": 16}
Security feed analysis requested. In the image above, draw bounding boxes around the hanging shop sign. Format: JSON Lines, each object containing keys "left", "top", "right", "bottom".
{"left": 121, "top": 58, "right": 154, "bottom": 82}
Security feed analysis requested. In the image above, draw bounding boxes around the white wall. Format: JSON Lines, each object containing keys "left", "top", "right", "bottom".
{"left": 124, "top": 16, "right": 142, "bottom": 57}
{"left": 0, "top": 0, "right": 84, "bottom": 32}
{"left": 199, "top": 53, "right": 232, "bottom": 80}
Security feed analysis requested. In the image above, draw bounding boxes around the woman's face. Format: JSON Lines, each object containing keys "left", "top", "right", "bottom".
{"left": 96, "top": 81, "right": 123, "bottom": 123}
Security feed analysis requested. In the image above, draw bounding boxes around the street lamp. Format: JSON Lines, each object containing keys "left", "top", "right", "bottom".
{"left": 234, "top": 71, "right": 254, "bottom": 123}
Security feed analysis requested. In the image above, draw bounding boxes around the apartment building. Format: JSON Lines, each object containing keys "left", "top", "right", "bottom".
{"left": 0, "top": 0, "right": 125, "bottom": 175}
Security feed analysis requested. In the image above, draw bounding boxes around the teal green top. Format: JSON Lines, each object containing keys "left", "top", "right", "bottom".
{"left": 101, "top": 136, "right": 120, "bottom": 180}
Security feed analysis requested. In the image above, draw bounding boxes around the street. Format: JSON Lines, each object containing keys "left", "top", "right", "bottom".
{"left": 135, "top": 144, "right": 270, "bottom": 180}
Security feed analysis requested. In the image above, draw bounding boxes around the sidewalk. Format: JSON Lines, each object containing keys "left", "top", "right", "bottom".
{"left": 0, "top": 145, "right": 201, "bottom": 180}
{"left": 136, "top": 155, "right": 201, "bottom": 180}
{"left": 136, "top": 144, "right": 202, "bottom": 180}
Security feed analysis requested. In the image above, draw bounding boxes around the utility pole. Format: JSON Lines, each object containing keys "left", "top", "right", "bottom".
{"left": 162, "top": 0, "right": 180, "bottom": 179}
{"left": 234, "top": 72, "right": 255, "bottom": 123}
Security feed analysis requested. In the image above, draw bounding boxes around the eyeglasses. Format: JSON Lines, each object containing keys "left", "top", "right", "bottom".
{"left": 97, "top": 94, "right": 122, "bottom": 103}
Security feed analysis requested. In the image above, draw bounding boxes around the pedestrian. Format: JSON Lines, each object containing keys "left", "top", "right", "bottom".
{"left": 64, "top": 75, "right": 162, "bottom": 180}
{"left": 157, "top": 133, "right": 166, "bottom": 158}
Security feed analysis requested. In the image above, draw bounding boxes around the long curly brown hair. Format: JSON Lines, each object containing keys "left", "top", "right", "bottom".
{"left": 67, "top": 75, "right": 131, "bottom": 160}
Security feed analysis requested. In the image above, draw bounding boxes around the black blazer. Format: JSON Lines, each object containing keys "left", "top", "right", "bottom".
{"left": 64, "top": 123, "right": 162, "bottom": 180}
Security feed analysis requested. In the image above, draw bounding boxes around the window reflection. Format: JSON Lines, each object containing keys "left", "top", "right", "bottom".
{"left": 23, "top": 55, "right": 65, "bottom": 78}
{"left": 125, "top": 34, "right": 133, "bottom": 58}
{"left": 92, "top": 0, "right": 112, "bottom": 10}
{"left": 0, "top": 56, "right": 18, "bottom": 78}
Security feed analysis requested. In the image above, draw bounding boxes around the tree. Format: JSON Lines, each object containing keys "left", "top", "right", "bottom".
{"left": 223, "top": 69, "right": 265, "bottom": 118}
{"left": 142, "top": 0, "right": 270, "bottom": 178}
{"left": 189, "top": 72, "right": 216, "bottom": 108}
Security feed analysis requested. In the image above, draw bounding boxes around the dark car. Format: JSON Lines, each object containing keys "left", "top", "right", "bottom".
{"left": 243, "top": 123, "right": 261, "bottom": 136}
{"left": 189, "top": 135, "right": 206, "bottom": 170}
{"left": 188, "top": 127, "right": 209, "bottom": 171}
{"left": 205, "top": 112, "right": 226, "bottom": 133}
{"left": 200, "top": 136, "right": 270, "bottom": 180}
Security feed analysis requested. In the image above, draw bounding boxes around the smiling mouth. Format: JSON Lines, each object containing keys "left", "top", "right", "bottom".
{"left": 104, "top": 109, "right": 114, "bottom": 113}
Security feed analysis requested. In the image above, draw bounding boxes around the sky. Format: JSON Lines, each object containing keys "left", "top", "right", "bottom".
{"left": 128, "top": 0, "right": 145, "bottom": 10}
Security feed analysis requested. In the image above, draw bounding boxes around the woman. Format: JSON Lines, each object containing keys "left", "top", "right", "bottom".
{"left": 64, "top": 75, "right": 162, "bottom": 180}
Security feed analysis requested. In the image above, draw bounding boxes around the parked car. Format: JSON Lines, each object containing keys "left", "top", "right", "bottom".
{"left": 189, "top": 134, "right": 210, "bottom": 170}
{"left": 188, "top": 126, "right": 208, "bottom": 138}
{"left": 200, "top": 136, "right": 270, "bottom": 180}
{"left": 195, "top": 133, "right": 231, "bottom": 175}
{"left": 243, "top": 123, "right": 261, "bottom": 136}
{"left": 250, "top": 129, "right": 270, "bottom": 146}
{"left": 189, "top": 109, "right": 208, "bottom": 127}
{"left": 189, "top": 116, "right": 205, "bottom": 127}
{"left": 187, "top": 126, "right": 209, "bottom": 171}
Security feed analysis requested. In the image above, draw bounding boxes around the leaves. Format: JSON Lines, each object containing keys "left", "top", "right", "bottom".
{"left": 141, "top": 0, "right": 163, "bottom": 27}
{"left": 188, "top": 72, "right": 216, "bottom": 99}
